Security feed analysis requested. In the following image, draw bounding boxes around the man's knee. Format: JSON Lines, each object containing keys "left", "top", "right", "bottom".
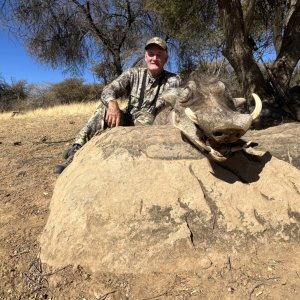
{"left": 133, "top": 111, "right": 155, "bottom": 126}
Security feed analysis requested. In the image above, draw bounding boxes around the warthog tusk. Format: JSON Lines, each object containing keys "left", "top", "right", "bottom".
{"left": 230, "top": 141, "right": 252, "bottom": 152}
{"left": 207, "top": 147, "right": 228, "bottom": 161}
{"left": 233, "top": 97, "right": 246, "bottom": 108}
{"left": 250, "top": 93, "right": 262, "bottom": 120}
{"left": 185, "top": 107, "right": 198, "bottom": 123}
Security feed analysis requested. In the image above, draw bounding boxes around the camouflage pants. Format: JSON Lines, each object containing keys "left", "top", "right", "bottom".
{"left": 74, "top": 102, "right": 155, "bottom": 146}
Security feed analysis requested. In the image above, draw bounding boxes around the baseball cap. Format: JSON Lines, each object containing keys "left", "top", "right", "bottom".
{"left": 145, "top": 37, "right": 167, "bottom": 51}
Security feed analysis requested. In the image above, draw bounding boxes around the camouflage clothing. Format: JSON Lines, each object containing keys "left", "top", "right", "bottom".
{"left": 74, "top": 67, "right": 181, "bottom": 146}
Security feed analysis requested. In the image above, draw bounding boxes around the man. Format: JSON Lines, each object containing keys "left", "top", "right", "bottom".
{"left": 54, "top": 37, "right": 181, "bottom": 174}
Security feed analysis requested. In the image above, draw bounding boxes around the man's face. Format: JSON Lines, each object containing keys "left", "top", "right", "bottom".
{"left": 145, "top": 44, "right": 168, "bottom": 77}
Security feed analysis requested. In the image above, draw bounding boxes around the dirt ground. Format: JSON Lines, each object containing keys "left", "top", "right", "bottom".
{"left": 0, "top": 114, "right": 300, "bottom": 300}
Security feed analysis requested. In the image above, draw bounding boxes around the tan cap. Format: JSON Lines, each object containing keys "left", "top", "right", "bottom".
{"left": 145, "top": 37, "right": 167, "bottom": 51}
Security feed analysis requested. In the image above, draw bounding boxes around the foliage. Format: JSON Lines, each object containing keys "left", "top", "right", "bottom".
{"left": 147, "top": 0, "right": 299, "bottom": 88}
{"left": 255, "top": 0, "right": 292, "bottom": 55}
{"left": 3, "top": 0, "right": 152, "bottom": 81}
{"left": 0, "top": 76, "right": 29, "bottom": 111}
{"left": 26, "top": 79, "right": 103, "bottom": 109}
{"left": 0, "top": 76, "right": 103, "bottom": 112}
{"left": 47, "top": 78, "right": 100, "bottom": 104}
{"left": 146, "top": 0, "right": 221, "bottom": 75}
{"left": 91, "top": 60, "right": 121, "bottom": 85}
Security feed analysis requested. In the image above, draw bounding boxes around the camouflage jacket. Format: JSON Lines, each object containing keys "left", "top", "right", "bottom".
{"left": 101, "top": 67, "right": 181, "bottom": 118}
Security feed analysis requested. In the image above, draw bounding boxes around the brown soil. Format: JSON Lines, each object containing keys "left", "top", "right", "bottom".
{"left": 0, "top": 115, "right": 299, "bottom": 299}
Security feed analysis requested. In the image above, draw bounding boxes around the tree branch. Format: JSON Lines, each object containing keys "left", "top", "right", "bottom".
{"left": 70, "top": 0, "right": 114, "bottom": 52}
{"left": 284, "top": 0, "right": 297, "bottom": 27}
{"left": 118, "top": 0, "right": 135, "bottom": 50}
{"left": 244, "top": 0, "right": 256, "bottom": 36}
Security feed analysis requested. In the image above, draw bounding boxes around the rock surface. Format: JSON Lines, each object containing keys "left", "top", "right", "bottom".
{"left": 40, "top": 123, "right": 300, "bottom": 273}
{"left": 245, "top": 122, "right": 300, "bottom": 169}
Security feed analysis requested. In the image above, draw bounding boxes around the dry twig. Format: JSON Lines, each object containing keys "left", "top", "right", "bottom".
{"left": 249, "top": 282, "right": 264, "bottom": 299}
{"left": 97, "top": 290, "right": 117, "bottom": 300}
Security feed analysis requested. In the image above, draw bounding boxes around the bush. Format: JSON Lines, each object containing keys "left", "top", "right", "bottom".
{"left": 0, "top": 77, "right": 29, "bottom": 111}
{"left": 31, "top": 78, "right": 104, "bottom": 108}
{"left": 0, "top": 76, "right": 104, "bottom": 112}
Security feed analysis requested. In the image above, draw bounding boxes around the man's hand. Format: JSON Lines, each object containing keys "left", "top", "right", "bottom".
{"left": 105, "top": 101, "right": 122, "bottom": 127}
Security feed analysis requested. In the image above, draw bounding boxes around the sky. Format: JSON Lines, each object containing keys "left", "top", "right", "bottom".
{"left": 0, "top": 30, "right": 96, "bottom": 85}
{"left": 0, "top": 28, "right": 278, "bottom": 87}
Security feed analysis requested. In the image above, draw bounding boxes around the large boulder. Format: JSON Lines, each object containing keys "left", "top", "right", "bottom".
{"left": 40, "top": 123, "right": 300, "bottom": 273}
{"left": 244, "top": 122, "right": 300, "bottom": 169}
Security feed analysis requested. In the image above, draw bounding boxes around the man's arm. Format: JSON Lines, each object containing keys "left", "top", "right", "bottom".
{"left": 101, "top": 70, "right": 132, "bottom": 127}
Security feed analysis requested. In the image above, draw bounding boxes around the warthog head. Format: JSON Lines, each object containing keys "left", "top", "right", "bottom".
{"left": 156, "top": 76, "right": 262, "bottom": 161}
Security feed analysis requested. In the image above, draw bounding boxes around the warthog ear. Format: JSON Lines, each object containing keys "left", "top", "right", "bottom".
{"left": 209, "top": 80, "right": 226, "bottom": 93}
{"left": 216, "top": 80, "right": 226, "bottom": 91}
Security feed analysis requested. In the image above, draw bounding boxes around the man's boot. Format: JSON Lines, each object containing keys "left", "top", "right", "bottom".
{"left": 53, "top": 144, "right": 82, "bottom": 174}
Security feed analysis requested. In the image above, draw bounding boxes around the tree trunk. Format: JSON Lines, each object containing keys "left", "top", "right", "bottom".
{"left": 270, "top": 0, "right": 300, "bottom": 92}
{"left": 113, "top": 50, "right": 123, "bottom": 76}
{"left": 217, "top": 0, "right": 273, "bottom": 101}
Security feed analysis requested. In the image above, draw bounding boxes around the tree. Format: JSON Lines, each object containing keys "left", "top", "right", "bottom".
{"left": 146, "top": 0, "right": 222, "bottom": 78}
{"left": 47, "top": 78, "right": 103, "bottom": 104}
{"left": 148, "top": 0, "right": 300, "bottom": 124}
{"left": 218, "top": 0, "right": 300, "bottom": 95}
{"left": 0, "top": 76, "right": 11, "bottom": 111}
{"left": 0, "top": 76, "right": 28, "bottom": 111}
{"left": 2, "top": 0, "right": 151, "bottom": 82}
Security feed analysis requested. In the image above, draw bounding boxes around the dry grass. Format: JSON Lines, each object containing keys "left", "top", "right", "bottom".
{"left": 0, "top": 101, "right": 99, "bottom": 120}
{"left": 0, "top": 99, "right": 129, "bottom": 120}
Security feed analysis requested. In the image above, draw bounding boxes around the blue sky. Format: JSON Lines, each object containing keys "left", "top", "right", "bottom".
{"left": 0, "top": 30, "right": 96, "bottom": 84}
{"left": 0, "top": 30, "right": 179, "bottom": 86}
{"left": 1, "top": 28, "right": 278, "bottom": 86}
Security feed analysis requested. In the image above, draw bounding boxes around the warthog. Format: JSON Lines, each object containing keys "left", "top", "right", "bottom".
{"left": 154, "top": 76, "right": 262, "bottom": 161}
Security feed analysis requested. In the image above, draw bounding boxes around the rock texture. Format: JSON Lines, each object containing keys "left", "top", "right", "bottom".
{"left": 245, "top": 122, "right": 300, "bottom": 169}
{"left": 40, "top": 123, "right": 300, "bottom": 274}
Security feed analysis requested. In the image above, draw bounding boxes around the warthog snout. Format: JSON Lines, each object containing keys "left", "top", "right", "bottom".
{"left": 211, "top": 126, "right": 246, "bottom": 144}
